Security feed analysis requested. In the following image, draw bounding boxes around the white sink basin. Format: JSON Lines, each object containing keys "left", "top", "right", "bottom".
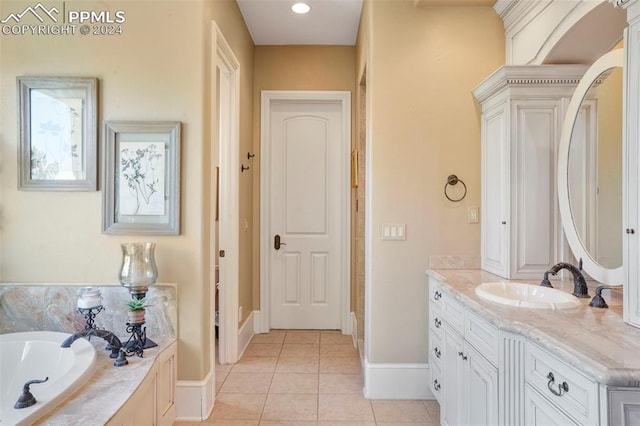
{"left": 475, "top": 282, "right": 582, "bottom": 310}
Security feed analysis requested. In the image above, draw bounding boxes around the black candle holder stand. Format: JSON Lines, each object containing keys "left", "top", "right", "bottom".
{"left": 77, "top": 305, "right": 105, "bottom": 331}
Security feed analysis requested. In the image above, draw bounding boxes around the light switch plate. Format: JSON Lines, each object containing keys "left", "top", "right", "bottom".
{"left": 382, "top": 224, "right": 406, "bottom": 240}
{"left": 468, "top": 206, "right": 479, "bottom": 224}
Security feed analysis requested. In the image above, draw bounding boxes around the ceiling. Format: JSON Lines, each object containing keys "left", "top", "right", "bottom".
{"left": 237, "top": 0, "right": 496, "bottom": 46}
{"left": 236, "top": 0, "right": 364, "bottom": 46}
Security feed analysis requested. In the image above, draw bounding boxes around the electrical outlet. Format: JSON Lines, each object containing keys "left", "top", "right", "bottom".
{"left": 238, "top": 306, "right": 243, "bottom": 322}
{"left": 468, "top": 207, "right": 479, "bottom": 224}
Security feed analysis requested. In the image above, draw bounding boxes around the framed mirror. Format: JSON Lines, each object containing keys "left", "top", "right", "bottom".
{"left": 558, "top": 48, "right": 624, "bottom": 285}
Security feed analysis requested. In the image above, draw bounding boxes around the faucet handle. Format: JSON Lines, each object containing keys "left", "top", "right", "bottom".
{"left": 578, "top": 258, "right": 583, "bottom": 271}
{"left": 540, "top": 272, "right": 553, "bottom": 288}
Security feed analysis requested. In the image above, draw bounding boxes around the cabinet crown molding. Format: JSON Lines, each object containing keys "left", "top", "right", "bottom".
{"left": 473, "top": 64, "right": 588, "bottom": 104}
{"left": 493, "top": 0, "right": 537, "bottom": 30}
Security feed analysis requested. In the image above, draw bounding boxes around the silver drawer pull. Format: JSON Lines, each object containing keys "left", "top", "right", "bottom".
{"left": 434, "top": 291, "right": 442, "bottom": 301}
{"left": 434, "top": 318, "right": 442, "bottom": 328}
{"left": 457, "top": 351, "right": 468, "bottom": 361}
{"left": 434, "top": 347, "right": 441, "bottom": 358}
{"left": 433, "top": 379, "right": 441, "bottom": 391}
{"left": 546, "top": 372, "right": 569, "bottom": 396}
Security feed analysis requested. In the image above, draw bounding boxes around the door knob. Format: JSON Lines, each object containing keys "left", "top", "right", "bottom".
{"left": 274, "top": 234, "right": 287, "bottom": 250}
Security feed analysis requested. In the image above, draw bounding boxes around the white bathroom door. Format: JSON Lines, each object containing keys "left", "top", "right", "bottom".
{"left": 264, "top": 93, "right": 348, "bottom": 330}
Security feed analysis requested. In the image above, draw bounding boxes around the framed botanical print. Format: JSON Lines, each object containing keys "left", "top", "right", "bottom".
{"left": 103, "top": 121, "right": 181, "bottom": 235}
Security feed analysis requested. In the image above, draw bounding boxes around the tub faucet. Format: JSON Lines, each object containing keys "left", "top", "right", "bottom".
{"left": 61, "top": 329, "right": 128, "bottom": 366}
{"left": 540, "top": 260, "right": 590, "bottom": 298}
{"left": 14, "top": 377, "right": 48, "bottom": 409}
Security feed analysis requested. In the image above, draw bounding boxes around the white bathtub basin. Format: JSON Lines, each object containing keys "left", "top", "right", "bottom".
{"left": 0, "top": 331, "right": 97, "bottom": 426}
{"left": 475, "top": 282, "right": 582, "bottom": 310}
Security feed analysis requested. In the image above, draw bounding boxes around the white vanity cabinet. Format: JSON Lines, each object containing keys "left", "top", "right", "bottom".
{"left": 524, "top": 342, "right": 599, "bottom": 425}
{"left": 473, "top": 66, "right": 587, "bottom": 279}
{"left": 428, "top": 270, "right": 640, "bottom": 426}
{"left": 429, "top": 277, "right": 498, "bottom": 426}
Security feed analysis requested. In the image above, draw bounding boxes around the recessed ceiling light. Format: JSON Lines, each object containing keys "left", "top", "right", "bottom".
{"left": 291, "top": 2, "right": 311, "bottom": 14}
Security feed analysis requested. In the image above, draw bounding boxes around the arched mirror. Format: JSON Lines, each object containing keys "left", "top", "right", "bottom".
{"left": 558, "top": 48, "right": 624, "bottom": 285}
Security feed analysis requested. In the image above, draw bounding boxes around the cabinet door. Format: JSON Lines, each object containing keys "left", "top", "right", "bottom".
{"left": 608, "top": 389, "right": 640, "bottom": 425}
{"left": 510, "top": 99, "right": 562, "bottom": 278}
{"left": 156, "top": 343, "right": 177, "bottom": 426}
{"left": 526, "top": 385, "right": 580, "bottom": 426}
{"left": 481, "top": 103, "right": 509, "bottom": 278}
{"left": 625, "top": 18, "right": 640, "bottom": 329}
{"left": 133, "top": 375, "right": 156, "bottom": 426}
{"left": 466, "top": 345, "right": 498, "bottom": 426}
{"left": 442, "top": 325, "right": 465, "bottom": 426}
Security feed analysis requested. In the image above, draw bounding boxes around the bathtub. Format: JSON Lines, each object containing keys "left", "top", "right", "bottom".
{"left": 0, "top": 331, "right": 97, "bottom": 426}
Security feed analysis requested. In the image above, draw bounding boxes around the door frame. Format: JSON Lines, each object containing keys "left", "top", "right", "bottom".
{"left": 259, "top": 90, "right": 351, "bottom": 333}
{"left": 213, "top": 22, "right": 240, "bottom": 364}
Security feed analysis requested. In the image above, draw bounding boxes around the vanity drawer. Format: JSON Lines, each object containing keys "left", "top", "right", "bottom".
{"left": 429, "top": 292, "right": 442, "bottom": 330}
{"left": 429, "top": 277, "right": 444, "bottom": 311}
{"left": 464, "top": 309, "right": 498, "bottom": 366}
{"left": 430, "top": 356, "right": 442, "bottom": 403}
{"left": 429, "top": 325, "right": 443, "bottom": 367}
{"left": 429, "top": 279, "right": 444, "bottom": 333}
{"left": 429, "top": 301, "right": 443, "bottom": 333}
{"left": 525, "top": 343, "right": 599, "bottom": 425}
{"left": 441, "top": 292, "right": 464, "bottom": 334}
{"left": 429, "top": 282, "right": 463, "bottom": 334}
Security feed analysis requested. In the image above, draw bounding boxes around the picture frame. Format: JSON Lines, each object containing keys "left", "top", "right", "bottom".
{"left": 103, "top": 121, "right": 181, "bottom": 235}
{"left": 17, "top": 76, "right": 98, "bottom": 191}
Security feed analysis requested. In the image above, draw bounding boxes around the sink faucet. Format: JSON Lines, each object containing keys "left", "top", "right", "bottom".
{"left": 540, "top": 260, "right": 590, "bottom": 298}
{"left": 61, "top": 329, "right": 128, "bottom": 367}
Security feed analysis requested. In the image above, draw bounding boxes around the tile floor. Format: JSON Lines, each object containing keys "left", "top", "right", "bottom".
{"left": 174, "top": 330, "right": 440, "bottom": 426}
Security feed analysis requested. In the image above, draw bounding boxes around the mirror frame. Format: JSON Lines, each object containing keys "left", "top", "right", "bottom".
{"left": 558, "top": 48, "right": 624, "bottom": 285}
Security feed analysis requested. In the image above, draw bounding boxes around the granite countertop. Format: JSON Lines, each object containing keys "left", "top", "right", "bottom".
{"left": 428, "top": 269, "right": 640, "bottom": 387}
{"left": 34, "top": 336, "right": 176, "bottom": 425}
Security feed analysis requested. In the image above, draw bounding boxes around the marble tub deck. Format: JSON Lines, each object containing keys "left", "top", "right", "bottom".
{"left": 34, "top": 337, "right": 176, "bottom": 425}
{"left": 429, "top": 269, "right": 640, "bottom": 387}
{"left": 0, "top": 283, "right": 178, "bottom": 425}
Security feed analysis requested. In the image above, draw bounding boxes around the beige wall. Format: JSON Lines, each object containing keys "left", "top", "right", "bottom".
{"left": 251, "top": 45, "right": 357, "bottom": 311}
{"left": 209, "top": 0, "right": 256, "bottom": 328}
{"left": 0, "top": 0, "right": 254, "bottom": 381}
{"left": 360, "top": 2, "right": 504, "bottom": 363}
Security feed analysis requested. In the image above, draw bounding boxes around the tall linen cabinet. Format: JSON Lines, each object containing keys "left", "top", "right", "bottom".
{"left": 473, "top": 65, "right": 587, "bottom": 279}
{"left": 625, "top": 0, "right": 640, "bottom": 329}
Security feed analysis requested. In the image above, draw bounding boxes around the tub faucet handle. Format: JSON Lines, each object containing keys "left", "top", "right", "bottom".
{"left": 14, "top": 377, "right": 49, "bottom": 409}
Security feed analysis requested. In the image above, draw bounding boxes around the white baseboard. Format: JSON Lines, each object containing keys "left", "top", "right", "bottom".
{"left": 350, "top": 311, "right": 357, "bottom": 347}
{"left": 176, "top": 311, "right": 258, "bottom": 421}
{"left": 363, "top": 359, "right": 434, "bottom": 400}
{"left": 351, "top": 312, "right": 365, "bottom": 367}
{"left": 253, "top": 310, "right": 263, "bottom": 333}
{"left": 175, "top": 371, "right": 215, "bottom": 421}
{"left": 238, "top": 310, "right": 255, "bottom": 359}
